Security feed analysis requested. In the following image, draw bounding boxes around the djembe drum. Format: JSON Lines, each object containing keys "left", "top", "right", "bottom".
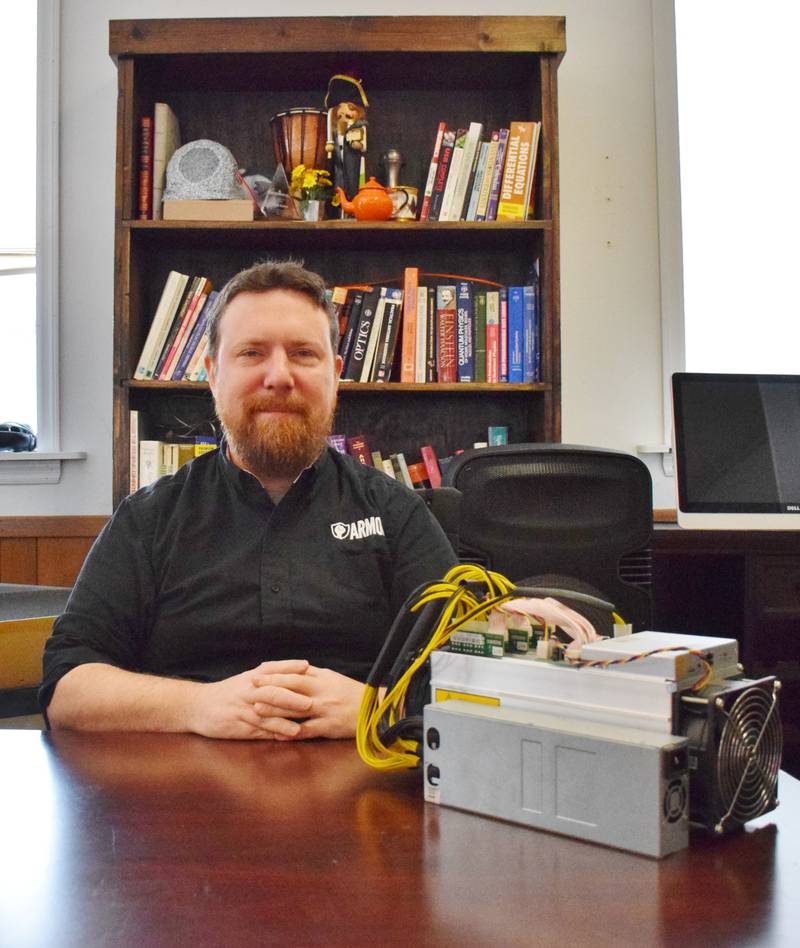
{"left": 270, "top": 108, "right": 330, "bottom": 173}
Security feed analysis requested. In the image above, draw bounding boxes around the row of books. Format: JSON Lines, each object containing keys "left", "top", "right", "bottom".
{"left": 138, "top": 102, "right": 181, "bottom": 220}
{"left": 134, "top": 272, "right": 217, "bottom": 382}
{"left": 334, "top": 266, "right": 540, "bottom": 384}
{"left": 327, "top": 426, "right": 509, "bottom": 489}
{"left": 419, "top": 120, "right": 542, "bottom": 223}
{"left": 129, "top": 409, "right": 217, "bottom": 491}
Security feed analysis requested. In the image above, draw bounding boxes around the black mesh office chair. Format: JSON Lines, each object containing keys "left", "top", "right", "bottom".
{"left": 441, "top": 443, "right": 654, "bottom": 631}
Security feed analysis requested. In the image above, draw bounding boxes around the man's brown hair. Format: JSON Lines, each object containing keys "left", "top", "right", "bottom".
{"left": 206, "top": 260, "right": 338, "bottom": 361}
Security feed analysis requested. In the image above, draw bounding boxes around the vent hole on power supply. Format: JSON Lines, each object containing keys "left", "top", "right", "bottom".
{"left": 426, "top": 727, "right": 440, "bottom": 749}
{"left": 426, "top": 764, "right": 441, "bottom": 786}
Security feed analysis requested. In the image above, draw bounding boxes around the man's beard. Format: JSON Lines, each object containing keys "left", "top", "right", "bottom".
{"left": 218, "top": 392, "right": 336, "bottom": 481}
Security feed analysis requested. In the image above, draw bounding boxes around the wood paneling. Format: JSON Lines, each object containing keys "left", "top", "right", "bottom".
{"left": 0, "top": 518, "right": 107, "bottom": 587}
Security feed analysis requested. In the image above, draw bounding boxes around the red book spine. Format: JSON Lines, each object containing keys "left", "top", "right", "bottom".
{"left": 419, "top": 121, "right": 446, "bottom": 222}
{"left": 138, "top": 115, "right": 153, "bottom": 220}
{"left": 346, "top": 435, "right": 372, "bottom": 466}
{"left": 420, "top": 445, "right": 442, "bottom": 488}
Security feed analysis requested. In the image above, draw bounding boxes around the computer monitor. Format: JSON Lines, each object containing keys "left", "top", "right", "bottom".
{"left": 672, "top": 372, "right": 800, "bottom": 529}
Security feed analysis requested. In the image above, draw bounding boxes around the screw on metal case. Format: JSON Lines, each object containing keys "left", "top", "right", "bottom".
{"left": 426, "top": 727, "right": 440, "bottom": 749}
{"left": 426, "top": 764, "right": 440, "bottom": 786}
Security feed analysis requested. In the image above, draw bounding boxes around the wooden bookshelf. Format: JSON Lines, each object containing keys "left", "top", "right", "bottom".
{"left": 109, "top": 16, "right": 566, "bottom": 507}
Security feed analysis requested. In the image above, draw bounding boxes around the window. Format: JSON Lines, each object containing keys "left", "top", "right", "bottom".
{"left": 674, "top": 0, "right": 800, "bottom": 373}
{"left": 0, "top": 6, "right": 38, "bottom": 432}
{"left": 0, "top": 2, "right": 69, "bottom": 482}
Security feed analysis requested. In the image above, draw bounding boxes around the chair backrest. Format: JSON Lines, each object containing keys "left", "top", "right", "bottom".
{"left": 416, "top": 486, "right": 462, "bottom": 558}
{"left": 442, "top": 443, "right": 654, "bottom": 630}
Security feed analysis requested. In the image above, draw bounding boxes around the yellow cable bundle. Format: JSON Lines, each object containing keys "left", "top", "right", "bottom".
{"left": 357, "top": 564, "right": 516, "bottom": 771}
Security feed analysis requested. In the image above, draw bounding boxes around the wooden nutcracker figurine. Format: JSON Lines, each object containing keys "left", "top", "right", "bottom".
{"left": 324, "top": 74, "right": 369, "bottom": 203}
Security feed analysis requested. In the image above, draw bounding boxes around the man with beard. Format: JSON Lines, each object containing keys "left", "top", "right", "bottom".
{"left": 41, "top": 261, "right": 456, "bottom": 739}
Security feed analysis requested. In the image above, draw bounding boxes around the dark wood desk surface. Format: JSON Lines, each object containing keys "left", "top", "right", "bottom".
{"left": 1, "top": 731, "right": 798, "bottom": 948}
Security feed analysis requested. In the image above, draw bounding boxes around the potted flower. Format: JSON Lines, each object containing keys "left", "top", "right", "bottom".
{"left": 290, "top": 164, "right": 336, "bottom": 220}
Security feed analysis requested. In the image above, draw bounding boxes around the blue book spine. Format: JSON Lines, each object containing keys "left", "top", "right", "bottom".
{"left": 172, "top": 290, "right": 217, "bottom": 380}
{"left": 456, "top": 281, "right": 474, "bottom": 382}
{"left": 523, "top": 284, "right": 538, "bottom": 383}
{"left": 507, "top": 286, "right": 524, "bottom": 383}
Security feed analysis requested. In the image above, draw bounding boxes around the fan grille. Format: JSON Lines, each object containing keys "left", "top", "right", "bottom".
{"left": 717, "top": 684, "right": 782, "bottom": 825}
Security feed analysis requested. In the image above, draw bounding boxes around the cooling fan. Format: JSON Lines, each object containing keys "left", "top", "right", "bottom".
{"left": 681, "top": 676, "right": 782, "bottom": 833}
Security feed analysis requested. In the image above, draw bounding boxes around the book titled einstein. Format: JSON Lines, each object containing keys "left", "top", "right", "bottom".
{"left": 496, "top": 121, "right": 542, "bottom": 221}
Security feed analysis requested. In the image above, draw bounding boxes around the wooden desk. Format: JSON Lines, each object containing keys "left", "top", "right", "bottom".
{"left": 652, "top": 528, "right": 800, "bottom": 778}
{"left": 1, "top": 731, "right": 798, "bottom": 947}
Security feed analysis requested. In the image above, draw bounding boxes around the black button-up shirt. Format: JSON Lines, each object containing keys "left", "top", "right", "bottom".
{"left": 40, "top": 445, "right": 456, "bottom": 709}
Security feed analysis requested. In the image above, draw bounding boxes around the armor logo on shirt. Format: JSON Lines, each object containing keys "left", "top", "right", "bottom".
{"left": 330, "top": 516, "right": 385, "bottom": 540}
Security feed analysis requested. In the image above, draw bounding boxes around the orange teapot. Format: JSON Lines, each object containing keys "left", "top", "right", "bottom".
{"left": 335, "top": 177, "right": 394, "bottom": 221}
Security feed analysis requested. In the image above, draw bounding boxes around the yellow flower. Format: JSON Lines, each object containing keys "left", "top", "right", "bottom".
{"left": 290, "top": 165, "right": 334, "bottom": 200}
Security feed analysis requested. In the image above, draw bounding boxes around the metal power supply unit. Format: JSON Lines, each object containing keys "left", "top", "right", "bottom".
{"left": 423, "top": 700, "right": 690, "bottom": 858}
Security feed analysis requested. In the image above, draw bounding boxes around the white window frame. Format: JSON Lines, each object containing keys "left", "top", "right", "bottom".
{"left": 636, "top": 0, "right": 683, "bottom": 477}
{"left": 0, "top": 0, "right": 85, "bottom": 484}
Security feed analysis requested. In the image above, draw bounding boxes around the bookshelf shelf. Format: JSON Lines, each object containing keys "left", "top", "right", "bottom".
{"left": 125, "top": 380, "right": 551, "bottom": 394}
{"left": 111, "top": 15, "right": 565, "bottom": 505}
{"left": 125, "top": 220, "right": 554, "bottom": 232}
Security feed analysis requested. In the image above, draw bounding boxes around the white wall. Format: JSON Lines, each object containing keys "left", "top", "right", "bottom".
{"left": 0, "top": 0, "right": 675, "bottom": 515}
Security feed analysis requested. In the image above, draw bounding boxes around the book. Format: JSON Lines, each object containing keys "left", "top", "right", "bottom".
{"left": 162, "top": 199, "right": 256, "bottom": 222}
{"left": 346, "top": 434, "right": 372, "bottom": 465}
{"left": 441, "top": 122, "right": 483, "bottom": 221}
{"left": 138, "top": 115, "right": 153, "bottom": 220}
{"left": 399, "top": 267, "right": 419, "bottom": 383}
{"left": 184, "top": 334, "right": 209, "bottom": 382}
{"left": 340, "top": 288, "right": 376, "bottom": 382}
{"left": 420, "top": 444, "right": 442, "bottom": 488}
{"left": 129, "top": 409, "right": 153, "bottom": 493}
{"left": 414, "top": 286, "right": 429, "bottom": 383}
{"left": 485, "top": 289, "right": 500, "bottom": 383}
{"left": 499, "top": 287, "right": 509, "bottom": 383}
{"left": 183, "top": 333, "right": 208, "bottom": 382}
{"left": 138, "top": 439, "right": 163, "bottom": 487}
{"left": 438, "top": 128, "right": 467, "bottom": 222}
{"left": 172, "top": 289, "right": 217, "bottom": 381}
{"left": 507, "top": 285, "right": 525, "bottom": 383}
{"left": 419, "top": 121, "right": 447, "bottom": 222}
{"left": 465, "top": 141, "right": 490, "bottom": 222}
{"left": 134, "top": 271, "right": 190, "bottom": 380}
{"left": 330, "top": 286, "right": 351, "bottom": 340}
{"left": 435, "top": 286, "right": 458, "bottom": 384}
{"left": 371, "top": 449, "right": 384, "bottom": 468}
{"left": 194, "top": 436, "right": 217, "bottom": 456}
{"left": 496, "top": 121, "right": 541, "bottom": 221}
{"left": 160, "top": 278, "right": 212, "bottom": 380}
{"left": 339, "top": 289, "right": 366, "bottom": 376}
{"left": 326, "top": 433, "right": 347, "bottom": 453}
{"left": 391, "top": 452, "right": 414, "bottom": 489}
{"left": 473, "top": 288, "right": 487, "bottom": 383}
{"left": 523, "top": 283, "right": 538, "bottom": 383}
{"left": 488, "top": 426, "right": 509, "bottom": 446}
{"left": 152, "top": 102, "right": 181, "bottom": 221}
{"left": 406, "top": 461, "right": 431, "bottom": 490}
{"left": 151, "top": 276, "right": 201, "bottom": 380}
{"left": 360, "top": 287, "right": 391, "bottom": 382}
{"left": 427, "top": 128, "right": 456, "bottom": 222}
{"left": 373, "top": 288, "right": 405, "bottom": 382}
{"left": 456, "top": 281, "right": 474, "bottom": 383}
{"left": 475, "top": 133, "right": 500, "bottom": 221}
{"left": 425, "top": 290, "right": 438, "bottom": 382}
{"left": 381, "top": 458, "right": 396, "bottom": 479}
{"left": 485, "top": 128, "right": 510, "bottom": 221}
